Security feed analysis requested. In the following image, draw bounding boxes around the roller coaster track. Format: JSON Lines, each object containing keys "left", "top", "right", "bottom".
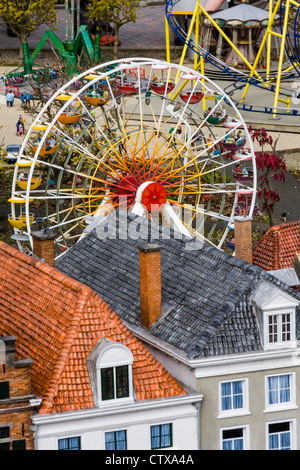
{"left": 165, "top": 0, "right": 300, "bottom": 117}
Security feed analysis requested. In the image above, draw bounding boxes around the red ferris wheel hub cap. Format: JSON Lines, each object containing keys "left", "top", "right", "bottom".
{"left": 141, "top": 182, "right": 167, "bottom": 212}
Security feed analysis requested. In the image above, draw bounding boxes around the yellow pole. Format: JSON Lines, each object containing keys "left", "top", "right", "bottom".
{"left": 196, "top": 9, "right": 207, "bottom": 112}
{"left": 165, "top": 15, "right": 171, "bottom": 63}
{"left": 266, "top": 0, "right": 273, "bottom": 81}
{"left": 194, "top": 6, "right": 199, "bottom": 71}
{"left": 200, "top": 56, "right": 206, "bottom": 111}
{"left": 273, "top": 0, "right": 290, "bottom": 116}
{"left": 240, "top": 0, "right": 282, "bottom": 102}
{"left": 174, "top": 2, "right": 200, "bottom": 84}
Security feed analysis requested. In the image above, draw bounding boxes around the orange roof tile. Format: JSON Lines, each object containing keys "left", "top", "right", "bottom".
{"left": 253, "top": 220, "right": 300, "bottom": 271}
{"left": 0, "top": 242, "right": 185, "bottom": 414}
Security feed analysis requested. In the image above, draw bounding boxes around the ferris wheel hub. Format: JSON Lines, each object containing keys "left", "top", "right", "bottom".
{"left": 141, "top": 182, "right": 167, "bottom": 212}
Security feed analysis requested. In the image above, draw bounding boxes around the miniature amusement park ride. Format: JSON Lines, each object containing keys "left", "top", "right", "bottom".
{"left": 3, "top": 0, "right": 118, "bottom": 87}
{"left": 13, "top": 0, "right": 299, "bottom": 257}
{"left": 165, "top": 0, "right": 300, "bottom": 118}
{"left": 8, "top": 58, "right": 257, "bottom": 259}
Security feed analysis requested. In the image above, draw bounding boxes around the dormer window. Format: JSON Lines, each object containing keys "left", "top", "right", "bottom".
{"left": 87, "top": 338, "right": 134, "bottom": 407}
{"left": 267, "top": 311, "right": 291, "bottom": 345}
{"left": 252, "top": 283, "right": 299, "bottom": 350}
{"left": 263, "top": 304, "right": 296, "bottom": 350}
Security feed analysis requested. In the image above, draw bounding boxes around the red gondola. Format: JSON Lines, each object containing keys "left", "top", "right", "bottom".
{"left": 180, "top": 90, "right": 204, "bottom": 104}
{"left": 150, "top": 81, "right": 175, "bottom": 95}
{"left": 116, "top": 79, "right": 138, "bottom": 95}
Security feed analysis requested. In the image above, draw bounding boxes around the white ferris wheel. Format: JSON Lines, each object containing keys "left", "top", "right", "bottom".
{"left": 8, "top": 58, "right": 257, "bottom": 259}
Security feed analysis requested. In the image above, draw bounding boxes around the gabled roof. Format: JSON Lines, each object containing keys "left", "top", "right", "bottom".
{"left": 56, "top": 213, "right": 300, "bottom": 360}
{"left": 253, "top": 220, "right": 300, "bottom": 271}
{"left": 0, "top": 242, "right": 186, "bottom": 415}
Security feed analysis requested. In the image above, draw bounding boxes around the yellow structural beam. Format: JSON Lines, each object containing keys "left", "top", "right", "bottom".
{"left": 197, "top": 2, "right": 264, "bottom": 81}
{"left": 241, "top": 0, "right": 300, "bottom": 117}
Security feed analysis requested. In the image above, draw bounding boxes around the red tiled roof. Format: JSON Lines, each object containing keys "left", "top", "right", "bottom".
{"left": 0, "top": 242, "right": 185, "bottom": 414}
{"left": 253, "top": 220, "right": 300, "bottom": 271}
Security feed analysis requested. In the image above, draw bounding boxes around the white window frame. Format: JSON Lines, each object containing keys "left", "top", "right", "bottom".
{"left": 264, "top": 308, "right": 296, "bottom": 349}
{"left": 220, "top": 425, "right": 250, "bottom": 450}
{"left": 266, "top": 419, "right": 296, "bottom": 450}
{"left": 96, "top": 343, "right": 134, "bottom": 408}
{"left": 218, "top": 378, "right": 250, "bottom": 418}
{"left": 264, "top": 372, "right": 297, "bottom": 413}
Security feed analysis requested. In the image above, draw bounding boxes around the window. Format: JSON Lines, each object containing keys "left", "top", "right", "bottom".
{"left": 264, "top": 309, "right": 296, "bottom": 349}
{"left": 268, "top": 313, "right": 291, "bottom": 344}
{"left": 105, "top": 430, "right": 127, "bottom": 450}
{"left": 0, "top": 426, "right": 10, "bottom": 450}
{"left": 222, "top": 428, "right": 245, "bottom": 450}
{"left": 0, "top": 381, "right": 9, "bottom": 400}
{"left": 151, "top": 424, "right": 173, "bottom": 449}
{"left": 0, "top": 427, "right": 9, "bottom": 439}
{"left": 101, "top": 365, "right": 129, "bottom": 401}
{"left": 268, "top": 422, "right": 293, "bottom": 450}
{"left": 12, "top": 440, "right": 26, "bottom": 450}
{"left": 0, "top": 442, "right": 10, "bottom": 450}
{"left": 58, "top": 436, "right": 81, "bottom": 450}
{"left": 265, "top": 373, "right": 295, "bottom": 411}
{"left": 219, "top": 379, "right": 249, "bottom": 417}
{"left": 87, "top": 338, "right": 134, "bottom": 407}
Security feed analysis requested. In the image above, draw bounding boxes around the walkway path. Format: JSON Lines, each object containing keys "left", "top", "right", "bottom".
{"left": 0, "top": 3, "right": 167, "bottom": 51}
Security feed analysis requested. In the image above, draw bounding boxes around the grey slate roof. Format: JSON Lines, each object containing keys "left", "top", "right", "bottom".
{"left": 56, "top": 212, "right": 300, "bottom": 359}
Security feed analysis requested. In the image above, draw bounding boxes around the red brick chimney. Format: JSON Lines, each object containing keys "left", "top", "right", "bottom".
{"left": 138, "top": 243, "right": 162, "bottom": 328}
{"left": 234, "top": 215, "right": 253, "bottom": 264}
{"left": 31, "top": 229, "right": 56, "bottom": 268}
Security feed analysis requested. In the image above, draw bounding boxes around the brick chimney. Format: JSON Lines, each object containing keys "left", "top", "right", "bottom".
{"left": 138, "top": 242, "right": 162, "bottom": 328}
{"left": 31, "top": 229, "right": 56, "bottom": 268}
{"left": 234, "top": 215, "right": 253, "bottom": 264}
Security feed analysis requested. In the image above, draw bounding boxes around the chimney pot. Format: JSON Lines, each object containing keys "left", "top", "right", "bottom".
{"left": 138, "top": 242, "right": 162, "bottom": 329}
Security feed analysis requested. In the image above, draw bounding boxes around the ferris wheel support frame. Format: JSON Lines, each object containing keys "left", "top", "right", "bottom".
{"left": 240, "top": 0, "right": 300, "bottom": 117}
{"left": 165, "top": 0, "right": 300, "bottom": 118}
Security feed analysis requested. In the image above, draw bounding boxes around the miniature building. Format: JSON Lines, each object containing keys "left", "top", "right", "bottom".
{"left": 0, "top": 241, "right": 200, "bottom": 450}
{"left": 0, "top": 336, "right": 37, "bottom": 450}
{"left": 253, "top": 221, "right": 300, "bottom": 271}
{"left": 56, "top": 212, "right": 300, "bottom": 450}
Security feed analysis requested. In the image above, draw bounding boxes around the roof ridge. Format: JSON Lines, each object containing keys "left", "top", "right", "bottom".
{"left": 0, "top": 241, "right": 93, "bottom": 295}
{"left": 272, "top": 229, "right": 281, "bottom": 270}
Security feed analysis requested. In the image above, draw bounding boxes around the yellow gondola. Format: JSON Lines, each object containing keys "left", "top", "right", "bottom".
{"left": 85, "top": 95, "right": 110, "bottom": 106}
{"left": 31, "top": 144, "right": 58, "bottom": 156}
{"left": 8, "top": 213, "right": 35, "bottom": 230}
{"left": 57, "top": 113, "right": 81, "bottom": 125}
{"left": 16, "top": 175, "right": 42, "bottom": 190}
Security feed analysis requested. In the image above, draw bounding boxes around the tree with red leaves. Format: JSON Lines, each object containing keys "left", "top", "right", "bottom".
{"left": 248, "top": 126, "right": 286, "bottom": 227}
